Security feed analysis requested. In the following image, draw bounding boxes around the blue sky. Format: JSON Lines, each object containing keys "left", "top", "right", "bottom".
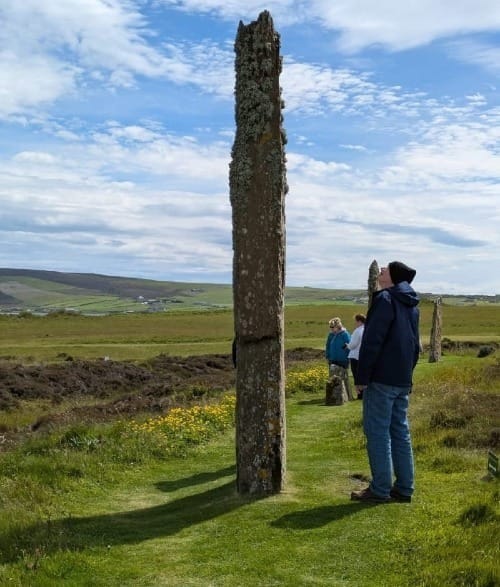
{"left": 1, "top": 0, "right": 499, "bottom": 295}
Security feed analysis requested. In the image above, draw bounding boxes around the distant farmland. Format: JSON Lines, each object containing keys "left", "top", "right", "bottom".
{"left": 0, "top": 268, "right": 498, "bottom": 315}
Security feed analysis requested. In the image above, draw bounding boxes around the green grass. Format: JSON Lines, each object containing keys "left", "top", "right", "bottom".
{"left": 0, "top": 276, "right": 141, "bottom": 313}
{"left": 0, "top": 356, "right": 498, "bottom": 586}
{"left": 0, "top": 303, "right": 499, "bottom": 362}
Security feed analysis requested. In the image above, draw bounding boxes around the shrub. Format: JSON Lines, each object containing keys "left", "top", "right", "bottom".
{"left": 59, "top": 426, "right": 101, "bottom": 451}
{"left": 429, "top": 410, "right": 469, "bottom": 430}
{"left": 477, "top": 345, "right": 495, "bottom": 358}
{"left": 448, "top": 566, "right": 499, "bottom": 587}
{"left": 458, "top": 503, "right": 497, "bottom": 527}
{"left": 286, "top": 364, "right": 327, "bottom": 395}
{"left": 127, "top": 394, "right": 235, "bottom": 457}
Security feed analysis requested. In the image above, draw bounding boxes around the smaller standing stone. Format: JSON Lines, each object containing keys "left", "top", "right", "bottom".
{"left": 429, "top": 297, "right": 442, "bottom": 363}
{"left": 368, "top": 259, "right": 379, "bottom": 309}
{"left": 325, "top": 364, "right": 349, "bottom": 405}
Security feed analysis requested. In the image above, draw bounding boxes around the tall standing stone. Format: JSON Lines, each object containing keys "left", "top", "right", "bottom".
{"left": 368, "top": 259, "right": 379, "bottom": 309}
{"left": 429, "top": 297, "right": 442, "bottom": 363}
{"left": 229, "top": 11, "right": 287, "bottom": 496}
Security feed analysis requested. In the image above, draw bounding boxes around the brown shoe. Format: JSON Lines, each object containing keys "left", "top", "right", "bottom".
{"left": 350, "top": 487, "right": 392, "bottom": 503}
{"left": 390, "top": 488, "right": 412, "bottom": 503}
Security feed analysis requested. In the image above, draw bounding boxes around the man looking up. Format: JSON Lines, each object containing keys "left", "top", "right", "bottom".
{"left": 351, "top": 261, "right": 420, "bottom": 504}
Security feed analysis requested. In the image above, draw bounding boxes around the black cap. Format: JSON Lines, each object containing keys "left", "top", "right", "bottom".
{"left": 389, "top": 261, "right": 416, "bottom": 285}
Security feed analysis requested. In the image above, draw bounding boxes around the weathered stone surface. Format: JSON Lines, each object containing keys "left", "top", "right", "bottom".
{"left": 325, "top": 365, "right": 349, "bottom": 405}
{"left": 368, "top": 259, "right": 379, "bottom": 309}
{"left": 230, "top": 11, "right": 287, "bottom": 496}
{"left": 429, "top": 297, "right": 442, "bottom": 363}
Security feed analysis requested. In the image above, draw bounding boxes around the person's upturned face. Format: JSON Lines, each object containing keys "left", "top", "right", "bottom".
{"left": 378, "top": 266, "right": 393, "bottom": 289}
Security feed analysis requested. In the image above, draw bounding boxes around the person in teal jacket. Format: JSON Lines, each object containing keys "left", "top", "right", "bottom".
{"left": 325, "top": 317, "right": 351, "bottom": 368}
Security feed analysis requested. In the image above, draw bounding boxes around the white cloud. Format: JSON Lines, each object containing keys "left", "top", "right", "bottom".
{"left": 279, "top": 60, "right": 436, "bottom": 121}
{"left": 0, "top": 1, "right": 499, "bottom": 293}
{"left": 282, "top": 63, "right": 371, "bottom": 114}
{"left": 389, "top": 111, "right": 500, "bottom": 181}
{"left": 281, "top": 102, "right": 500, "bottom": 293}
{"left": 288, "top": 153, "right": 351, "bottom": 176}
{"left": 156, "top": 0, "right": 303, "bottom": 24}
{"left": 2, "top": 0, "right": 497, "bottom": 124}
{"left": 0, "top": 51, "right": 78, "bottom": 118}
{"left": 0, "top": 0, "right": 197, "bottom": 117}
{"left": 87, "top": 124, "right": 231, "bottom": 188}
{"left": 157, "top": 0, "right": 500, "bottom": 53}
{"left": 2, "top": 93, "right": 499, "bottom": 292}
{"left": 340, "top": 144, "right": 368, "bottom": 151}
{"left": 0, "top": 0, "right": 165, "bottom": 73}
{"left": 310, "top": 0, "right": 500, "bottom": 52}
{"left": 161, "top": 41, "right": 234, "bottom": 95}
{"left": 1, "top": 110, "right": 499, "bottom": 292}
{"left": 448, "top": 39, "right": 500, "bottom": 74}
{"left": 0, "top": 127, "right": 233, "bottom": 281}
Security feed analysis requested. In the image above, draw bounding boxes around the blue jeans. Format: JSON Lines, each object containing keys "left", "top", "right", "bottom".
{"left": 363, "top": 382, "right": 414, "bottom": 498}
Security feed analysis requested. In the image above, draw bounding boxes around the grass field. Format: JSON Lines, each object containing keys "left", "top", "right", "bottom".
{"left": 2, "top": 269, "right": 499, "bottom": 316}
{"left": 1, "top": 270, "right": 371, "bottom": 314}
{"left": 0, "top": 302, "right": 499, "bottom": 363}
{"left": 0, "top": 354, "right": 498, "bottom": 586}
{"left": 0, "top": 305, "right": 498, "bottom": 585}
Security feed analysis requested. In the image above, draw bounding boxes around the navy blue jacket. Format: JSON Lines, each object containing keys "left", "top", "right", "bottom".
{"left": 357, "top": 282, "right": 420, "bottom": 387}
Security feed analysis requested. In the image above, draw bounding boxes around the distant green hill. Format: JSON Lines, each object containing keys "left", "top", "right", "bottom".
{"left": 0, "top": 268, "right": 367, "bottom": 314}
{"left": 0, "top": 268, "right": 497, "bottom": 315}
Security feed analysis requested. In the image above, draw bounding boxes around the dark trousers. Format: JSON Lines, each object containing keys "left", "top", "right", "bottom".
{"left": 350, "top": 358, "right": 363, "bottom": 398}
{"left": 350, "top": 358, "right": 359, "bottom": 384}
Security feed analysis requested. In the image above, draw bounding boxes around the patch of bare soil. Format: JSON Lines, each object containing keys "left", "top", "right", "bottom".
{"left": 0, "top": 348, "right": 323, "bottom": 448}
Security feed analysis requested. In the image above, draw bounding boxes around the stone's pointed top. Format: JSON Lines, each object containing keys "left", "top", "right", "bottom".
{"left": 236, "top": 10, "right": 276, "bottom": 39}
{"left": 257, "top": 10, "right": 273, "bottom": 23}
{"left": 239, "top": 10, "right": 274, "bottom": 30}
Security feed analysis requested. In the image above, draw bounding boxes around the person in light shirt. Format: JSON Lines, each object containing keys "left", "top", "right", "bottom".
{"left": 345, "top": 313, "right": 366, "bottom": 399}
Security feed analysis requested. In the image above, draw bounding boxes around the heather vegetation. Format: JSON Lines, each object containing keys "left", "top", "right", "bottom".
{"left": 0, "top": 309, "right": 498, "bottom": 585}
